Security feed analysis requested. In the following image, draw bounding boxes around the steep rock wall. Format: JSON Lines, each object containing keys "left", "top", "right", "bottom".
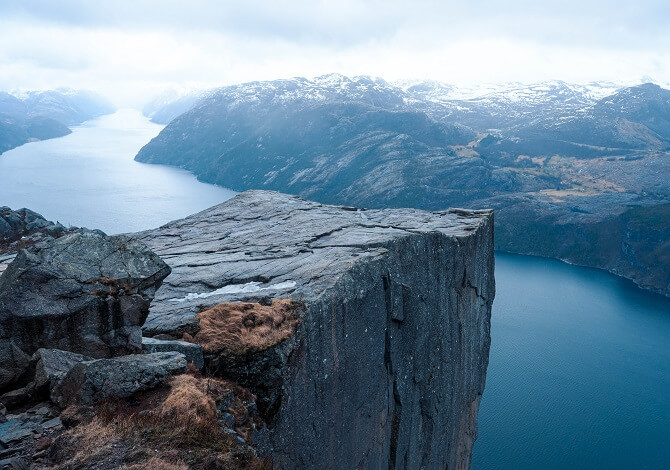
{"left": 136, "top": 190, "right": 494, "bottom": 469}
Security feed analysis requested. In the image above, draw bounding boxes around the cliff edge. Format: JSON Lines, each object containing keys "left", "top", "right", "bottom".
{"left": 136, "top": 190, "right": 495, "bottom": 469}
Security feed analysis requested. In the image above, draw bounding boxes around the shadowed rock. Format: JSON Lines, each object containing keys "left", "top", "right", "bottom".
{"left": 0, "top": 207, "right": 69, "bottom": 278}
{"left": 53, "top": 352, "right": 187, "bottom": 407}
{"left": 32, "top": 349, "right": 93, "bottom": 393}
{"left": 0, "top": 207, "right": 66, "bottom": 245}
{"left": 0, "top": 231, "right": 171, "bottom": 392}
{"left": 141, "top": 337, "right": 204, "bottom": 370}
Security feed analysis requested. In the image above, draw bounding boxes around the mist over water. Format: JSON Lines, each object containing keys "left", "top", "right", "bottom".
{"left": 0, "top": 109, "right": 235, "bottom": 234}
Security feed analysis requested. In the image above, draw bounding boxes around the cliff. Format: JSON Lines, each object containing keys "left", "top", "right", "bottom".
{"left": 135, "top": 190, "right": 495, "bottom": 469}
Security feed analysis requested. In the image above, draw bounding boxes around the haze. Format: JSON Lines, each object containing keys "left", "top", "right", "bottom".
{"left": 1, "top": 0, "right": 669, "bottom": 106}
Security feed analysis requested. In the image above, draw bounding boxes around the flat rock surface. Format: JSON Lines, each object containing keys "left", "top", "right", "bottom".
{"left": 135, "top": 190, "right": 492, "bottom": 335}
{"left": 141, "top": 337, "right": 204, "bottom": 370}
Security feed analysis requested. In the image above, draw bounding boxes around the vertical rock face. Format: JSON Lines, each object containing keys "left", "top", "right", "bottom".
{"left": 272, "top": 228, "right": 493, "bottom": 470}
{"left": 137, "top": 190, "right": 494, "bottom": 469}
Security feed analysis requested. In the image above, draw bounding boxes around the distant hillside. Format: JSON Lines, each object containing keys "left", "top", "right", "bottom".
{"left": 142, "top": 90, "right": 204, "bottom": 124}
{"left": 135, "top": 74, "right": 670, "bottom": 297}
{"left": 0, "top": 89, "right": 115, "bottom": 154}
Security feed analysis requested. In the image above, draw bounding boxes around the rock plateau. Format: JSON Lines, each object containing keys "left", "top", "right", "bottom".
{"left": 137, "top": 190, "right": 495, "bottom": 469}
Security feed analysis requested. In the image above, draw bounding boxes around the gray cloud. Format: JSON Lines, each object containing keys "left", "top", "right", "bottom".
{"left": 0, "top": 1, "right": 668, "bottom": 106}
{"left": 1, "top": 0, "right": 669, "bottom": 49}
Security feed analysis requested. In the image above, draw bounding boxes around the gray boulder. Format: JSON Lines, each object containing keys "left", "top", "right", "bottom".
{"left": 0, "top": 231, "right": 171, "bottom": 392}
{"left": 32, "top": 348, "right": 92, "bottom": 391}
{"left": 141, "top": 337, "right": 204, "bottom": 370}
{"left": 0, "top": 350, "right": 90, "bottom": 409}
{"left": 53, "top": 352, "right": 187, "bottom": 407}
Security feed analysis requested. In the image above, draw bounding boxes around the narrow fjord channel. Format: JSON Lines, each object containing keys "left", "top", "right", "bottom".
{"left": 0, "top": 109, "right": 235, "bottom": 234}
{"left": 1, "top": 111, "right": 668, "bottom": 469}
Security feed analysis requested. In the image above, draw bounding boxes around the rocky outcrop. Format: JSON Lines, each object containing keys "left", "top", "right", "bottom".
{"left": 32, "top": 349, "right": 93, "bottom": 394}
{"left": 0, "top": 230, "right": 171, "bottom": 392}
{"left": 0, "top": 207, "right": 66, "bottom": 246}
{"left": 141, "top": 337, "right": 204, "bottom": 370}
{"left": 0, "top": 207, "right": 73, "bottom": 280}
{"left": 136, "top": 190, "right": 494, "bottom": 469}
{"left": 53, "top": 352, "right": 187, "bottom": 407}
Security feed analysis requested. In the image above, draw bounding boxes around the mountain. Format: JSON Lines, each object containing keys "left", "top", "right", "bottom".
{"left": 500, "top": 83, "right": 670, "bottom": 155}
{"left": 137, "top": 75, "right": 486, "bottom": 207}
{"left": 135, "top": 74, "right": 670, "bottom": 297}
{"left": 20, "top": 88, "right": 115, "bottom": 126}
{"left": 142, "top": 89, "right": 205, "bottom": 124}
{"left": 0, "top": 89, "right": 114, "bottom": 154}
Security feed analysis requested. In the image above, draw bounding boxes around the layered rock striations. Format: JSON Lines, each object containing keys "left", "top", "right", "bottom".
{"left": 137, "top": 190, "right": 495, "bottom": 469}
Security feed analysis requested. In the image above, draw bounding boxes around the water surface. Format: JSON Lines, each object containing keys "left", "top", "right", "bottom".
{"left": 474, "top": 253, "right": 670, "bottom": 469}
{"left": 0, "top": 109, "right": 235, "bottom": 233}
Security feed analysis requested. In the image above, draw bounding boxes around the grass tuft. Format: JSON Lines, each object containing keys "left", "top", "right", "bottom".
{"left": 193, "top": 299, "right": 302, "bottom": 354}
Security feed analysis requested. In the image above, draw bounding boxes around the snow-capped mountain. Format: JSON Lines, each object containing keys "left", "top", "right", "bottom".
{"left": 135, "top": 73, "right": 670, "bottom": 298}
{"left": 146, "top": 74, "right": 663, "bottom": 133}
{"left": 205, "top": 73, "right": 406, "bottom": 110}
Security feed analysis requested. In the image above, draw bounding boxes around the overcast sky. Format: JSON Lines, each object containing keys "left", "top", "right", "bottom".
{"left": 1, "top": 0, "right": 669, "bottom": 106}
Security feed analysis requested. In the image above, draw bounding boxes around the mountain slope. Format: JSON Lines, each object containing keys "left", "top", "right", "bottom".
{"left": 137, "top": 75, "right": 490, "bottom": 207}
{"left": 135, "top": 75, "right": 670, "bottom": 297}
{"left": 0, "top": 89, "right": 114, "bottom": 154}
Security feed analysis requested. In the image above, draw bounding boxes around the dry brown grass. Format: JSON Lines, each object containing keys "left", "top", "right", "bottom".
{"left": 52, "top": 418, "right": 121, "bottom": 467}
{"left": 121, "top": 457, "right": 188, "bottom": 470}
{"left": 47, "top": 374, "right": 269, "bottom": 470}
{"left": 157, "top": 375, "right": 217, "bottom": 434}
{"left": 193, "top": 299, "right": 302, "bottom": 354}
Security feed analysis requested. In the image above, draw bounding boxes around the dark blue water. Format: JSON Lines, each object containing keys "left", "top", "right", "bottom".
{"left": 473, "top": 252, "right": 670, "bottom": 469}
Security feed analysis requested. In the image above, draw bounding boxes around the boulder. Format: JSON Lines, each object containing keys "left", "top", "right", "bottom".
{"left": 32, "top": 349, "right": 92, "bottom": 392}
{"left": 141, "top": 337, "right": 204, "bottom": 370}
{"left": 0, "top": 231, "right": 171, "bottom": 392}
{"left": 53, "top": 352, "right": 187, "bottom": 407}
{"left": 0, "top": 386, "right": 34, "bottom": 409}
{"left": 0, "top": 350, "right": 90, "bottom": 409}
{"left": 0, "top": 207, "right": 65, "bottom": 244}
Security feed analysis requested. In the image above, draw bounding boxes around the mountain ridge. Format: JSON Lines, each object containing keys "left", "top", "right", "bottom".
{"left": 136, "top": 74, "right": 670, "bottom": 297}
{"left": 0, "top": 89, "right": 115, "bottom": 154}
